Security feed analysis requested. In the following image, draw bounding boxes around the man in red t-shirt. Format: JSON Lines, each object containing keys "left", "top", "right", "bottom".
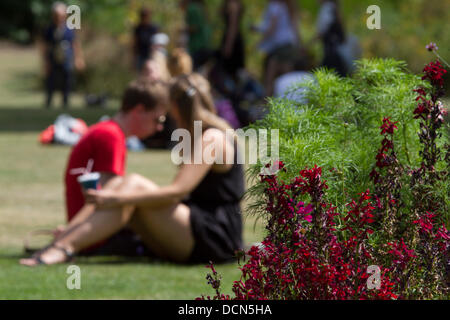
{"left": 65, "top": 119, "right": 126, "bottom": 222}
{"left": 62, "top": 80, "right": 168, "bottom": 251}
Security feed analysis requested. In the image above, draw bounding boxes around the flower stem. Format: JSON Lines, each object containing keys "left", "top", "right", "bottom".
{"left": 433, "top": 51, "right": 450, "bottom": 69}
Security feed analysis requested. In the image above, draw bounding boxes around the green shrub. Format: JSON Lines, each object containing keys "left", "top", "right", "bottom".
{"left": 246, "top": 58, "right": 447, "bottom": 216}
{"left": 201, "top": 57, "right": 449, "bottom": 300}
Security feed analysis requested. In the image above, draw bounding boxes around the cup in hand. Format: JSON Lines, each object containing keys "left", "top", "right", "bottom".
{"left": 77, "top": 172, "right": 100, "bottom": 190}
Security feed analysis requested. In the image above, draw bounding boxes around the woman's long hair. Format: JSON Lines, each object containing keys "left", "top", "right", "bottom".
{"left": 170, "top": 73, "right": 232, "bottom": 136}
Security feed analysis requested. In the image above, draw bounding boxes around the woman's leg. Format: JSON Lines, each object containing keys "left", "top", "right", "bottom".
{"left": 60, "top": 173, "right": 194, "bottom": 262}
{"left": 129, "top": 202, "right": 194, "bottom": 263}
{"left": 20, "top": 204, "right": 136, "bottom": 266}
{"left": 109, "top": 174, "right": 195, "bottom": 262}
{"left": 55, "top": 175, "right": 125, "bottom": 240}
{"left": 21, "top": 174, "right": 194, "bottom": 265}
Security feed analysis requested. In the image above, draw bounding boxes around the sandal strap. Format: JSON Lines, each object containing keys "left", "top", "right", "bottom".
{"left": 32, "top": 244, "right": 75, "bottom": 265}
{"left": 54, "top": 245, "right": 75, "bottom": 260}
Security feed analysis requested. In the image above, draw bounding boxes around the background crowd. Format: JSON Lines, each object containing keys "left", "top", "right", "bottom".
{"left": 38, "top": 0, "right": 360, "bottom": 144}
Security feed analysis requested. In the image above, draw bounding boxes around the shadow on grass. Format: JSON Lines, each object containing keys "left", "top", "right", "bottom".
{"left": 0, "top": 107, "right": 116, "bottom": 132}
{"left": 0, "top": 253, "right": 26, "bottom": 260}
{"left": 74, "top": 255, "right": 162, "bottom": 266}
{"left": 0, "top": 251, "right": 169, "bottom": 266}
{"left": 3, "top": 70, "right": 42, "bottom": 94}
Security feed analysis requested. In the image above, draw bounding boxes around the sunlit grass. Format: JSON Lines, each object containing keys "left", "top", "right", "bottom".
{"left": 0, "top": 46, "right": 263, "bottom": 300}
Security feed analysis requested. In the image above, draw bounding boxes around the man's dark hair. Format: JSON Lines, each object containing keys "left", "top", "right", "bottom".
{"left": 121, "top": 80, "right": 168, "bottom": 113}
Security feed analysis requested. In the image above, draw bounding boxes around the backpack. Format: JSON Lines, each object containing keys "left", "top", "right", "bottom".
{"left": 39, "top": 114, "right": 88, "bottom": 145}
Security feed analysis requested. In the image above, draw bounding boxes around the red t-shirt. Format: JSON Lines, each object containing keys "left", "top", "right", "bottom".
{"left": 64, "top": 120, "right": 126, "bottom": 222}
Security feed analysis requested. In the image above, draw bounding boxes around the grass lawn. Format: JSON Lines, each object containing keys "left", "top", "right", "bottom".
{"left": 1, "top": 43, "right": 448, "bottom": 300}
{"left": 0, "top": 45, "right": 264, "bottom": 299}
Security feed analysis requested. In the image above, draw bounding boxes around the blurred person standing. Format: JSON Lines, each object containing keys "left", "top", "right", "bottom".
{"left": 252, "top": 0, "right": 303, "bottom": 96}
{"left": 42, "top": 2, "right": 85, "bottom": 109}
{"left": 218, "top": 0, "right": 245, "bottom": 81}
{"left": 314, "top": 0, "right": 347, "bottom": 76}
{"left": 147, "top": 33, "right": 172, "bottom": 82}
{"left": 180, "top": 0, "right": 213, "bottom": 70}
{"left": 133, "top": 7, "right": 160, "bottom": 72}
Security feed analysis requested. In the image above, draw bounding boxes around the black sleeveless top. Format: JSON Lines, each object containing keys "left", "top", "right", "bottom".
{"left": 183, "top": 137, "right": 245, "bottom": 264}
{"left": 187, "top": 139, "right": 244, "bottom": 205}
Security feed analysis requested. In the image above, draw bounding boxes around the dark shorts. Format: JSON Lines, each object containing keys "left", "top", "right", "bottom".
{"left": 80, "top": 229, "right": 152, "bottom": 257}
{"left": 186, "top": 202, "right": 243, "bottom": 264}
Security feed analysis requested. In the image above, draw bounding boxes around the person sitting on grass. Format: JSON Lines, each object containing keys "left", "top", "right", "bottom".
{"left": 37, "top": 79, "right": 169, "bottom": 256}
{"left": 20, "top": 73, "right": 245, "bottom": 266}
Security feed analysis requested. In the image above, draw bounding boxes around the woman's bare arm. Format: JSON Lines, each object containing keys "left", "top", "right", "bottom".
{"left": 86, "top": 129, "right": 234, "bottom": 209}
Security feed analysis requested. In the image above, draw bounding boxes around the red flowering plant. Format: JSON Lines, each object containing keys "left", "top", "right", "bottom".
{"left": 408, "top": 54, "right": 449, "bottom": 297}
{"left": 200, "top": 163, "right": 399, "bottom": 300}
{"left": 367, "top": 46, "right": 449, "bottom": 298}
{"left": 369, "top": 117, "right": 404, "bottom": 237}
{"left": 200, "top": 46, "right": 449, "bottom": 300}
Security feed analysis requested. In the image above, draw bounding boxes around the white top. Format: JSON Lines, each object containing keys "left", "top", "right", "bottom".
{"left": 151, "top": 33, "right": 169, "bottom": 46}
{"left": 274, "top": 71, "right": 314, "bottom": 104}
{"left": 258, "top": 2, "right": 298, "bottom": 54}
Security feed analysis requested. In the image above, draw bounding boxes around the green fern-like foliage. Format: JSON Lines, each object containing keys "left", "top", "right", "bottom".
{"left": 246, "top": 58, "right": 435, "bottom": 216}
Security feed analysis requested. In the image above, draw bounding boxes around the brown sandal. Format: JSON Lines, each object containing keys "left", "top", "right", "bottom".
{"left": 32, "top": 244, "right": 74, "bottom": 265}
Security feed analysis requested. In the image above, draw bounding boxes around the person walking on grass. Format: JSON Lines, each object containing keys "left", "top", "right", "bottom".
{"left": 252, "top": 0, "right": 304, "bottom": 96}
{"left": 180, "top": 0, "right": 213, "bottom": 70}
{"left": 218, "top": 0, "right": 246, "bottom": 81}
{"left": 133, "top": 7, "right": 160, "bottom": 72}
{"left": 42, "top": 2, "right": 85, "bottom": 109}
{"left": 20, "top": 73, "right": 244, "bottom": 266}
{"left": 314, "top": 0, "right": 348, "bottom": 76}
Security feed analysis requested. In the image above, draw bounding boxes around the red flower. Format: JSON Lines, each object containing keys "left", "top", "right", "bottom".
{"left": 422, "top": 60, "right": 447, "bottom": 88}
{"left": 380, "top": 117, "right": 398, "bottom": 135}
{"left": 413, "top": 101, "right": 432, "bottom": 119}
{"left": 413, "top": 212, "right": 436, "bottom": 235}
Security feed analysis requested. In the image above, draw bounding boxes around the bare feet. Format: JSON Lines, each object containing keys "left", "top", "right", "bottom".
{"left": 20, "top": 245, "right": 73, "bottom": 267}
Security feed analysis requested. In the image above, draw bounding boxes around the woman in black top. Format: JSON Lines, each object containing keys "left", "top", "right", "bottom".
{"left": 219, "top": 0, "right": 245, "bottom": 80}
{"left": 21, "top": 74, "right": 245, "bottom": 266}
